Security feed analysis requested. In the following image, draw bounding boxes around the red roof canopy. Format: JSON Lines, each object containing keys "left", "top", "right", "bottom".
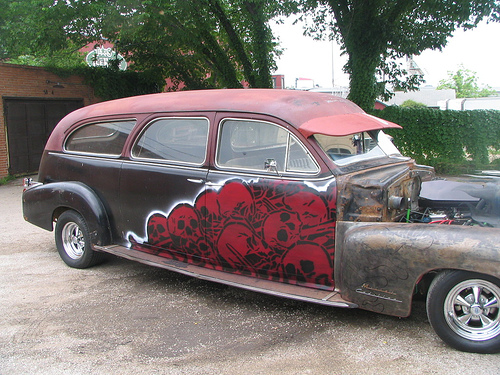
{"left": 299, "top": 113, "right": 401, "bottom": 137}
{"left": 57, "top": 89, "right": 402, "bottom": 137}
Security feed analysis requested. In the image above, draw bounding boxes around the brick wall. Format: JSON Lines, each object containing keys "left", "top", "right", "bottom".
{"left": 0, "top": 63, "right": 99, "bottom": 179}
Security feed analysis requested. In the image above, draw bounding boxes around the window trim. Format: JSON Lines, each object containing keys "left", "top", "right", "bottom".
{"left": 130, "top": 116, "right": 210, "bottom": 167}
{"left": 215, "top": 118, "right": 320, "bottom": 176}
{"left": 284, "top": 133, "right": 320, "bottom": 174}
{"left": 64, "top": 119, "right": 136, "bottom": 158}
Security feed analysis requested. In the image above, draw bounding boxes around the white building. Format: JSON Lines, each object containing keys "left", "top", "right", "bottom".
{"left": 438, "top": 97, "right": 500, "bottom": 110}
{"left": 385, "top": 86, "right": 456, "bottom": 108}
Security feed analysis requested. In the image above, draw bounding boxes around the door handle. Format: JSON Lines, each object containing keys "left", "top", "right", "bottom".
{"left": 187, "top": 178, "right": 205, "bottom": 184}
{"left": 205, "top": 181, "right": 224, "bottom": 188}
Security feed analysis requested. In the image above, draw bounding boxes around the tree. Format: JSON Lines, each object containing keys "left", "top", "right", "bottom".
{"left": 437, "top": 66, "right": 497, "bottom": 98}
{"left": 300, "top": 0, "right": 500, "bottom": 111}
{"left": 0, "top": 0, "right": 294, "bottom": 90}
{"left": 400, "top": 100, "right": 427, "bottom": 108}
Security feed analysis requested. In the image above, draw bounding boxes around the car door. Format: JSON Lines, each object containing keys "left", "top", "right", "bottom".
{"left": 205, "top": 115, "right": 338, "bottom": 290}
{"left": 119, "top": 115, "right": 213, "bottom": 266}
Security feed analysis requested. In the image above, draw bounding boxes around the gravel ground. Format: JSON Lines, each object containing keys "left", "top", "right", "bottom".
{"left": 1, "top": 177, "right": 499, "bottom": 374}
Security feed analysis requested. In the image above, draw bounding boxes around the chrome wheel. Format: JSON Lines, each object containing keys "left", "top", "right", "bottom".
{"left": 61, "top": 222, "right": 85, "bottom": 260}
{"left": 55, "top": 210, "right": 104, "bottom": 269}
{"left": 444, "top": 279, "right": 500, "bottom": 342}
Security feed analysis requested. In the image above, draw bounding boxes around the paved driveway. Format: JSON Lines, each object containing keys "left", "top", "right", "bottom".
{"left": 1, "top": 178, "right": 499, "bottom": 374}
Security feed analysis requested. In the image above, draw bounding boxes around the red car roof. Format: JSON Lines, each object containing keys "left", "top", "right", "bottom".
{"left": 57, "top": 89, "right": 401, "bottom": 137}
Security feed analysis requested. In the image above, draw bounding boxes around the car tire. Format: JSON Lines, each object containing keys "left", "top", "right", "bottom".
{"left": 55, "top": 210, "right": 104, "bottom": 269}
{"left": 427, "top": 270, "right": 500, "bottom": 353}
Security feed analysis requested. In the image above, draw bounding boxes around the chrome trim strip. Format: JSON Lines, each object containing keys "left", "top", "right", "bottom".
{"left": 207, "top": 168, "right": 334, "bottom": 183}
{"left": 322, "top": 291, "right": 340, "bottom": 301}
{"left": 94, "top": 244, "right": 357, "bottom": 309}
{"left": 48, "top": 151, "right": 124, "bottom": 164}
{"left": 48, "top": 152, "right": 333, "bottom": 182}
{"left": 122, "top": 158, "right": 209, "bottom": 173}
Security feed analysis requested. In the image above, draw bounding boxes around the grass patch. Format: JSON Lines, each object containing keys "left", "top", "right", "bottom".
{"left": 0, "top": 175, "right": 15, "bottom": 186}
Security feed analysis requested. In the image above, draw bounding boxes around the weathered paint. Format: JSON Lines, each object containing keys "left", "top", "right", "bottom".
{"left": 336, "top": 221, "right": 500, "bottom": 317}
{"left": 43, "top": 89, "right": 401, "bottom": 151}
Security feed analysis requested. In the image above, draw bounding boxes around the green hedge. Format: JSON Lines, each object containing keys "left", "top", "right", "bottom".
{"left": 374, "top": 106, "right": 500, "bottom": 172}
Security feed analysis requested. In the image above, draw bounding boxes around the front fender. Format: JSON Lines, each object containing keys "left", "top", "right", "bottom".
{"left": 335, "top": 221, "right": 500, "bottom": 317}
{"left": 22, "top": 181, "right": 112, "bottom": 246}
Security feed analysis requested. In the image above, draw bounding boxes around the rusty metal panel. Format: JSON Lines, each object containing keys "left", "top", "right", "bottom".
{"left": 336, "top": 161, "right": 433, "bottom": 223}
{"left": 335, "top": 221, "right": 500, "bottom": 317}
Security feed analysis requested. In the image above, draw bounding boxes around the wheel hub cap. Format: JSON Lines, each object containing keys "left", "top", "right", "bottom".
{"left": 444, "top": 279, "right": 500, "bottom": 341}
{"left": 62, "top": 222, "right": 85, "bottom": 260}
{"left": 470, "top": 305, "right": 483, "bottom": 317}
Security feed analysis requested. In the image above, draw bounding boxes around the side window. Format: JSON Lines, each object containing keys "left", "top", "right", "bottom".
{"left": 286, "top": 136, "right": 318, "bottom": 173}
{"left": 132, "top": 118, "right": 209, "bottom": 165}
{"left": 65, "top": 120, "right": 136, "bottom": 156}
{"left": 217, "top": 119, "right": 318, "bottom": 174}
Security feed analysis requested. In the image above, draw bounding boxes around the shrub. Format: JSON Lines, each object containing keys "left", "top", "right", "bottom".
{"left": 374, "top": 107, "right": 500, "bottom": 173}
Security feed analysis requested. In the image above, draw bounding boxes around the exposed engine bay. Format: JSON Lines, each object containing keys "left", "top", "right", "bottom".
{"left": 414, "top": 173, "right": 500, "bottom": 227}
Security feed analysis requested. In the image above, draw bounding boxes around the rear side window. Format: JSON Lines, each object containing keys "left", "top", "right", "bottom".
{"left": 132, "top": 117, "right": 209, "bottom": 165}
{"left": 65, "top": 120, "right": 136, "bottom": 156}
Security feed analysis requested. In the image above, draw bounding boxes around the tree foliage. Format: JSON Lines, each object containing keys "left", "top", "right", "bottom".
{"left": 301, "top": 0, "right": 500, "bottom": 111}
{"left": 437, "top": 65, "right": 497, "bottom": 98}
{"left": 0, "top": 0, "right": 295, "bottom": 90}
{"left": 400, "top": 100, "right": 427, "bottom": 108}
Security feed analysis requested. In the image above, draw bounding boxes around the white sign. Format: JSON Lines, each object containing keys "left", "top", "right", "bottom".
{"left": 85, "top": 46, "right": 127, "bottom": 71}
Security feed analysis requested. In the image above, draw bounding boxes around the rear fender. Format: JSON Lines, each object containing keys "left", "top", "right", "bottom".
{"left": 22, "top": 181, "right": 111, "bottom": 246}
{"left": 335, "top": 221, "right": 500, "bottom": 317}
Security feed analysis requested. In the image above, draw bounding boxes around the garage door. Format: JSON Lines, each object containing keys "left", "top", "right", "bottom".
{"left": 5, "top": 99, "right": 83, "bottom": 174}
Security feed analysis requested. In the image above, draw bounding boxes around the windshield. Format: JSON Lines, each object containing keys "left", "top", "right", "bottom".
{"left": 314, "top": 130, "right": 402, "bottom": 166}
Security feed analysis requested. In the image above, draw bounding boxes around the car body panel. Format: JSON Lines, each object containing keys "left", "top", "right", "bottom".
{"left": 128, "top": 172, "right": 338, "bottom": 289}
{"left": 299, "top": 113, "right": 401, "bottom": 137}
{"left": 22, "top": 181, "right": 111, "bottom": 246}
{"left": 336, "top": 221, "right": 500, "bottom": 317}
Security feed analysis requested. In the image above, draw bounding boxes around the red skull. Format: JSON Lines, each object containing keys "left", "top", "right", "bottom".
{"left": 195, "top": 190, "right": 220, "bottom": 220}
{"left": 217, "top": 181, "right": 255, "bottom": 218}
{"left": 147, "top": 213, "right": 170, "bottom": 246}
{"left": 262, "top": 211, "right": 302, "bottom": 251}
{"left": 167, "top": 204, "right": 203, "bottom": 253}
{"left": 216, "top": 222, "right": 268, "bottom": 273}
{"left": 252, "top": 182, "right": 287, "bottom": 223}
{"left": 281, "top": 242, "right": 333, "bottom": 287}
{"left": 283, "top": 191, "right": 328, "bottom": 227}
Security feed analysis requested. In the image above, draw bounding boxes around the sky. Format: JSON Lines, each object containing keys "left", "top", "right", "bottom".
{"left": 271, "top": 18, "right": 500, "bottom": 90}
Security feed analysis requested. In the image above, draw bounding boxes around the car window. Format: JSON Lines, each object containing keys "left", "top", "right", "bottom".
{"left": 132, "top": 117, "right": 209, "bottom": 165}
{"left": 286, "top": 136, "right": 318, "bottom": 173}
{"left": 315, "top": 131, "right": 402, "bottom": 166}
{"left": 65, "top": 120, "right": 136, "bottom": 156}
{"left": 217, "top": 119, "right": 318, "bottom": 174}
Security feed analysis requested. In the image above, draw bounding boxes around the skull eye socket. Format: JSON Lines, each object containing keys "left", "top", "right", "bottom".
{"left": 300, "top": 260, "right": 315, "bottom": 274}
{"left": 277, "top": 229, "right": 288, "bottom": 242}
{"left": 190, "top": 219, "right": 198, "bottom": 229}
{"left": 177, "top": 220, "right": 185, "bottom": 230}
{"left": 280, "top": 212, "right": 291, "bottom": 221}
